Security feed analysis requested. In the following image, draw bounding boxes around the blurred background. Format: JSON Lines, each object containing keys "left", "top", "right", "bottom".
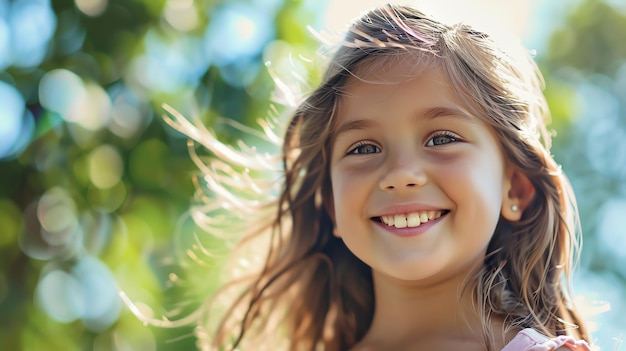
{"left": 0, "top": 0, "right": 624, "bottom": 350}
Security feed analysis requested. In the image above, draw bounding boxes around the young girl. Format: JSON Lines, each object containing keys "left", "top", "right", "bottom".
{"left": 162, "top": 4, "right": 591, "bottom": 351}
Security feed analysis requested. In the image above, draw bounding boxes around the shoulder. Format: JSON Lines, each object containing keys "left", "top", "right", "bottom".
{"left": 501, "top": 329, "right": 591, "bottom": 351}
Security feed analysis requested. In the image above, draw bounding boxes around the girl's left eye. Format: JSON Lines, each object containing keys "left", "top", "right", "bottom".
{"left": 348, "top": 142, "right": 381, "bottom": 155}
{"left": 426, "top": 132, "right": 459, "bottom": 146}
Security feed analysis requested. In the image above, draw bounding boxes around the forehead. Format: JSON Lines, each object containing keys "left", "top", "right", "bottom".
{"left": 336, "top": 56, "right": 466, "bottom": 118}
{"left": 348, "top": 53, "right": 439, "bottom": 85}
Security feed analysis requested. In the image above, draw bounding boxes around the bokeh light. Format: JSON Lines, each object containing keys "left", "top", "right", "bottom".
{"left": 37, "top": 187, "right": 79, "bottom": 239}
{"left": 39, "top": 68, "right": 115, "bottom": 132}
{"left": 81, "top": 210, "right": 114, "bottom": 255}
{"left": 28, "top": 187, "right": 83, "bottom": 260}
{"left": 0, "top": 81, "right": 24, "bottom": 159}
{"left": 55, "top": 10, "right": 86, "bottom": 56}
{"left": 36, "top": 268, "right": 85, "bottom": 323}
{"left": 0, "top": 17, "right": 10, "bottom": 70}
{"left": 598, "top": 199, "right": 626, "bottom": 270}
{"left": 93, "top": 322, "right": 157, "bottom": 351}
{"left": 126, "top": 30, "right": 209, "bottom": 96}
{"left": 39, "top": 69, "right": 88, "bottom": 123}
{"left": 162, "top": 0, "right": 199, "bottom": 32}
{"left": 204, "top": 3, "right": 274, "bottom": 67}
{"left": 20, "top": 197, "right": 80, "bottom": 261}
{"left": 72, "top": 255, "right": 122, "bottom": 331}
{"left": 87, "top": 182, "right": 128, "bottom": 212}
{"left": 8, "top": 0, "right": 57, "bottom": 68}
{"left": 35, "top": 255, "right": 121, "bottom": 331}
{"left": 577, "top": 82, "right": 626, "bottom": 179}
{"left": 108, "top": 85, "right": 152, "bottom": 139}
{"left": 88, "top": 144, "right": 124, "bottom": 189}
{"left": 75, "top": 0, "right": 108, "bottom": 17}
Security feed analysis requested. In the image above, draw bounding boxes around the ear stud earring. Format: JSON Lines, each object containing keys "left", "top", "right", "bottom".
{"left": 511, "top": 205, "right": 519, "bottom": 212}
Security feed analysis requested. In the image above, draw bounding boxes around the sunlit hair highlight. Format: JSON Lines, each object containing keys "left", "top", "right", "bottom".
{"left": 164, "top": 4, "right": 589, "bottom": 351}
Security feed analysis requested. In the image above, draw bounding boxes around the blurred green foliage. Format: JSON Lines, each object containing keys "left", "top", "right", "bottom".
{"left": 537, "top": 1, "right": 626, "bottom": 344}
{"left": 0, "top": 0, "right": 321, "bottom": 349}
{"left": 0, "top": 0, "right": 625, "bottom": 350}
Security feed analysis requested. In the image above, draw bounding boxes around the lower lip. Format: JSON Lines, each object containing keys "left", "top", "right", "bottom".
{"left": 373, "top": 214, "right": 445, "bottom": 237}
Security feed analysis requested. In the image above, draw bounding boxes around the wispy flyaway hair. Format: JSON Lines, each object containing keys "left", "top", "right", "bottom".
{"left": 159, "top": 4, "right": 588, "bottom": 351}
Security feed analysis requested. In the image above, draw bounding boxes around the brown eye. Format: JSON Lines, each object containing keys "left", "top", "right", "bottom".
{"left": 348, "top": 143, "right": 381, "bottom": 155}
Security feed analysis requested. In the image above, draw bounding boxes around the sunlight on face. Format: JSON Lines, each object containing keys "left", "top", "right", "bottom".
{"left": 330, "top": 63, "right": 510, "bottom": 283}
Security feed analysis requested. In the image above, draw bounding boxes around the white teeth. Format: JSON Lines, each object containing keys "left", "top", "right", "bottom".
{"left": 379, "top": 211, "right": 443, "bottom": 229}
{"left": 420, "top": 212, "right": 428, "bottom": 222}
{"left": 394, "top": 214, "right": 407, "bottom": 228}
{"left": 407, "top": 213, "right": 421, "bottom": 227}
{"left": 385, "top": 216, "right": 393, "bottom": 226}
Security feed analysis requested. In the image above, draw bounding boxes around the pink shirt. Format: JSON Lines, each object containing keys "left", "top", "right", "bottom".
{"left": 502, "top": 329, "right": 591, "bottom": 351}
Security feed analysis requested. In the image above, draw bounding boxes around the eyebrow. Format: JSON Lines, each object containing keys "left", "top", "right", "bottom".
{"left": 334, "top": 106, "right": 476, "bottom": 139}
{"left": 334, "top": 119, "right": 379, "bottom": 139}
{"left": 422, "top": 106, "right": 476, "bottom": 123}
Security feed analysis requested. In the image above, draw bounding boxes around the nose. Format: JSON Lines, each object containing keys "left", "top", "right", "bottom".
{"left": 378, "top": 158, "right": 428, "bottom": 191}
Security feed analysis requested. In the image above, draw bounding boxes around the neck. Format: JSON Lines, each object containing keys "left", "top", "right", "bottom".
{"left": 370, "top": 271, "right": 480, "bottom": 337}
{"left": 356, "top": 270, "right": 511, "bottom": 350}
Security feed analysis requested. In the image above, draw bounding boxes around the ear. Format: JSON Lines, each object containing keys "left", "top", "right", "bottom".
{"left": 501, "top": 166, "right": 536, "bottom": 221}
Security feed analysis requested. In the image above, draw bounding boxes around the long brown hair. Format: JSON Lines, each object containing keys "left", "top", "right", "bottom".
{"left": 165, "top": 4, "right": 589, "bottom": 350}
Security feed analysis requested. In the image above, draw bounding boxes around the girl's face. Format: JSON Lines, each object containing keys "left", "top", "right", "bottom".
{"left": 329, "top": 60, "right": 514, "bottom": 285}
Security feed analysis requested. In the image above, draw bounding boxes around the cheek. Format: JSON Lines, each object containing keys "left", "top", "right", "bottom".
{"left": 329, "top": 168, "right": 345, "bottom": 215}
{"left": 330, "top": 167, "right": 367, "bottom": 220}
{"left": 438, "top": 156, "right": 505, "bottom": 209}
{"left": 331, "top": 164, "right": 359, "bottom": 193}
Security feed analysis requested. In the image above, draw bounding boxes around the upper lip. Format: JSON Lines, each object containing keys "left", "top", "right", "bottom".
{"left": 371, "top": 203, "right": 447, "bottom": 217}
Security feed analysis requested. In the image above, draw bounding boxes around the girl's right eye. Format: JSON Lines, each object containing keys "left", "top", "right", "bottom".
{"left": 347, "top": 142, "right": 381, "bottom": 155}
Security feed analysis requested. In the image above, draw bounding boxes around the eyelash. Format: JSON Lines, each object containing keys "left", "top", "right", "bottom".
{"left": 345, "top": 131, "right": 461, "bottom": 155}
{"left": 347, "top": 141, "right": 381, "bottom": 155}
{"left": 426, "top": 131, "right": 460, "bottom": 146}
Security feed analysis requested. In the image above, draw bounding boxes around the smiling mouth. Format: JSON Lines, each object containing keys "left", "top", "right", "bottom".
{"left": 372, "top": 210, "right": 449, "bottom": 229}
